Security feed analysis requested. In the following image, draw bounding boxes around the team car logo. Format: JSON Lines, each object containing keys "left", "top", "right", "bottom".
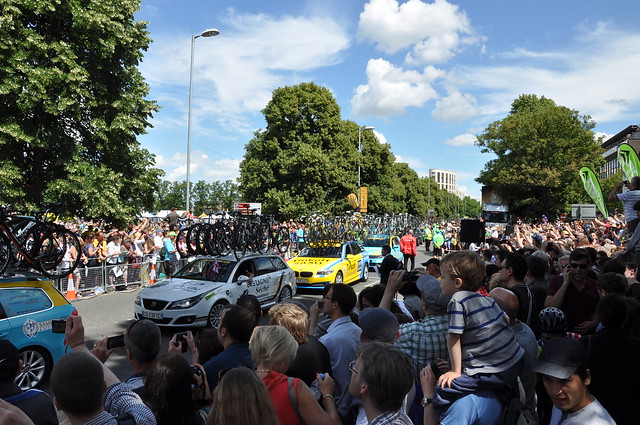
{"left": 23, "top": 319, "right": 39, "bottom": 338}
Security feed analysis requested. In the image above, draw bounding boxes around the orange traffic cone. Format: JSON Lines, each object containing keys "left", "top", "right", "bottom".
{"left": 149, "top": 262, "right": 156, "bottom": 285}
{"left": 66, "top": 273, "right": 77, "bottom": 300}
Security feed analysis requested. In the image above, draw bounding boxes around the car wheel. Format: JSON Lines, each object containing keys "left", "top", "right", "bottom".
{"left": 334, "top": 271, "right": 343, "bottom": 285}
{"left": 208, "top": 301, "right": 228, "bottom": 328}
{"left": 15, "top": 347, "right": 51, "bottom": 390}
{"left": 360, "top": 265, "right": 369, "bottom": 282}
{"left": 278, "top": 285, "right": 293, "bottom": 303}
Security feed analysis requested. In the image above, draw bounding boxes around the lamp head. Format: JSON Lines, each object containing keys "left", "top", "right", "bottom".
{"left": 200, "top": 28, "right": 220, "bottom": 38}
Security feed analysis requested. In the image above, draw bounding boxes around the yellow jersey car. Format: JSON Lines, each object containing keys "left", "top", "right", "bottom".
{"left": 288, "top": 241, "right": 369, "bottom": 288}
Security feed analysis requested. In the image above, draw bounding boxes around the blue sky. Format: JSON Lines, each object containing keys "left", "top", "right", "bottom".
{"left": 135, "top": 0, "right": 640, "bottom": 200}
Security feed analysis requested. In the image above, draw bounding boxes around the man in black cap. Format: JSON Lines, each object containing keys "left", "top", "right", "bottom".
{"left": 533, "top": 338, "right": 615, "bottom": 425}
{"left": 421, "top": 258, "right": 441, "bottom": 280}
{"left": 0, "top": 340, "right": 57, "bottom": 425}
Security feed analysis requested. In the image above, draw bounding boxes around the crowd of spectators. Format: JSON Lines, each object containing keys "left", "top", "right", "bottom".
{"left": 5, "top": 205, "right": 639, "bottom": 424}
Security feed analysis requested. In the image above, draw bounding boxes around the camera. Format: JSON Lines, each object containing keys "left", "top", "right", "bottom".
{"left": 191, "top": 365, "right": 203, "bottom": 377}
{"left": 402, "top": 271, "right": 419, "bottom": 282}
{"left": 175, "top": 332, "right": 189, "bottom": 353}
{"left": 51, "top": 319, "right": 66, "bottom": 334}
{"left": 106, "top": 334, "right": 126, "bottom": 349}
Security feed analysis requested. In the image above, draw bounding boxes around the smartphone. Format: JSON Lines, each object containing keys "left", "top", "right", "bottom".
{"left": 317, "top": 301, "right": 324, "bottom": 309}
{"left": 51, "top": 319, "right": 66, "bottom": 334}
{"left": 106, "top": 334, "right": 126, "bottom": 350}
{"left": 175, "top": 332, "right": 189, "bottom": 353}
{"left": 430, "top": 363, "right": 442, "bottom": 380}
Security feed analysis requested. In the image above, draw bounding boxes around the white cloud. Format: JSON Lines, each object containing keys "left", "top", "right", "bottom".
{"left": 431, "top": 91, "right": 480, "bottom": 121}
{"left": 163, "top": 151, "right": 241, "bottom": 182}
{"left": 395, "top": 155, "right": 424, "bottom": 170}
{"left": 372, "top": 130, "right": 388, "bottom": 144}
{"left": 444, "top": 133, "right": 477, "bottom": 146}
{"left": 459, "top": 23, "right": 640, "bottom": 124}
{"left": 203, "top": 158, "right": 242, "bottom": 181}
{"left": 139, "top": 11, "right": 351, "bottom": 134}
{"left": 357, "top": 0, "right": 478, "bottom": 65}
{"left": 351, "top": 59, "right": 440, "bottom": 118}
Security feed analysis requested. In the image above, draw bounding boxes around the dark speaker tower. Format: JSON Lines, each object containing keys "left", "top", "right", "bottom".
{"left": 460, "top": 220, "right": 485, "bottom": 243}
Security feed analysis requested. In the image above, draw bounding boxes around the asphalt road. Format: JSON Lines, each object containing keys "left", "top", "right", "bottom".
{"left": 43, "top": 246, "right": 433, "bottom": 394}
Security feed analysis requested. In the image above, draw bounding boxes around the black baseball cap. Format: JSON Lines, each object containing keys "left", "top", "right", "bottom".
{"left": 533, "top": 338, "right": 588, "bottom": 380}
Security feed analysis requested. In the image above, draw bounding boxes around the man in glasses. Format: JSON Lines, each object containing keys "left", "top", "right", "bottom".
{"left": 544, "top": 248, "right": 599, "bottom": 334}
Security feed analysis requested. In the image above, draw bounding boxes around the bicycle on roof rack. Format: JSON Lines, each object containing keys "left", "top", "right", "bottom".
{"left": 0, "top": 205, "right": 81, "bottom": 278}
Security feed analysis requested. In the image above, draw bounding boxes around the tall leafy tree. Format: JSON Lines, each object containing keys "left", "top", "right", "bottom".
{"left": 240, "top": 83, "right": 363, "bottom": 216}
{"left": 0, "top": 0, "right": 161, "bottom": 225}
{"left": 476, "top": 94, "right": 604, "bottom": 218}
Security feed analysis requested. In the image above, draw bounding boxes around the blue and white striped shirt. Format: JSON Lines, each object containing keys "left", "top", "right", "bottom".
{"left": 447, "top": 291, "right": 523, "bottom": 376}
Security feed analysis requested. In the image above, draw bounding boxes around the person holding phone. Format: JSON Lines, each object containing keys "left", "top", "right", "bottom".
{"left": 90, "top": 319, "right": 162, "bottom": 397}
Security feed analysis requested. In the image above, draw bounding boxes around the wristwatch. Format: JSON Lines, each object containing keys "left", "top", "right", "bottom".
{"left": 421, "top": 397, "right": 433, "bottom": 407}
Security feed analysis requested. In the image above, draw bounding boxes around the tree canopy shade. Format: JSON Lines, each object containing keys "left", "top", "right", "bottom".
{"left": 475, "top": 94, "right": 604, "bottom": 219}
{"left": 239, "top": 82, "right": 480, "bottom": 218}
{"left": 0, "top": 0, "right": 162, "bottom": 225}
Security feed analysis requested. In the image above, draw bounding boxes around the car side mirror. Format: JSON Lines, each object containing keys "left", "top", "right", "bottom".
{"left": 346, "top": 254, "right": 355, "bottom": 260}
{"left": 237, "top": 275, "right": 249, "bottom": 285}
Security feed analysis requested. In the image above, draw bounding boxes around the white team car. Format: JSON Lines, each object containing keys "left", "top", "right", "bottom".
{"left": 134, "top": 254, "right": 296, "bottom": 327}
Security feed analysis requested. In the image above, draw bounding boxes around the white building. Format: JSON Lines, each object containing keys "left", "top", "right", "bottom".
{"left": 429, "top": 169, "right": 465, "bottom": 198}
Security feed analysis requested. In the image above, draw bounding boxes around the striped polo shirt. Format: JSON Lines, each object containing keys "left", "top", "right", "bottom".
{"left": 448, "top": 291, "right": 524, "bottom": 376}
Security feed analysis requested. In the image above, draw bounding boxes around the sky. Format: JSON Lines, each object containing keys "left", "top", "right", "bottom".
{"left": 135, "top": 0, "right": 640, "bottom": 200}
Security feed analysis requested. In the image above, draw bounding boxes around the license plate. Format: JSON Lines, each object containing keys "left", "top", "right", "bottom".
{"left": 296, "top": 278, "right": 308, "bottom": 284}
{"left": 142, "top": 311, "right": 163, "bottom": 319}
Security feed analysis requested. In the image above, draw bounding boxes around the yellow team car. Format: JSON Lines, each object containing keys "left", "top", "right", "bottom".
{"left": 288, "top": 241, "right": 369, "bottom": 288}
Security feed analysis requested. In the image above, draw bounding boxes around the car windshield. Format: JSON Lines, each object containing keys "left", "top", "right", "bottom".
{"left": 299, "top": 246, "right": 342, "bottom": 258}
{"left": 362, "top": 237, "right": 387, "bottom": 247}
{"left": 173, "top": 259, "right": 236, "bottom": 282}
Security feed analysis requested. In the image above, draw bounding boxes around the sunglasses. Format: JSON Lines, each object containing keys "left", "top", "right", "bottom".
{"left": 569, "top": 263, "right": 588, "bottom": 270}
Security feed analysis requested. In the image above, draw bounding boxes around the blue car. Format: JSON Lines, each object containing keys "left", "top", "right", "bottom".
{"left": 0, "top": 277, "right": 77, "bottom": 389}
{"left": 361, "top": 235, "right": 403, "bottom": 269}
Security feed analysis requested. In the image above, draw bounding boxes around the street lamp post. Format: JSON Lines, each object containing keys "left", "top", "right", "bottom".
{"left": 358, "top": 125, "right": 374, "bottom": 211}
{"left": 186, "top": 28, "right": 220, "bottom": 215}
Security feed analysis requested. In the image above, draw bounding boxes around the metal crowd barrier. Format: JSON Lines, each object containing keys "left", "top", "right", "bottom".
{"left": 54, "top": 257, "right": 190, "bottom": 298}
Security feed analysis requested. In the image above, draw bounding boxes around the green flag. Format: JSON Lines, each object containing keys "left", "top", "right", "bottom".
{"left": 617, "top": 143, "right": 640, "bottom": 179}
{"left": 579, "top": 166, "right": 608, "bottom": 217}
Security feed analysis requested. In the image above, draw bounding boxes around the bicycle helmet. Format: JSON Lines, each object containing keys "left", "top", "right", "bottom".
{"left": 538, "top": 307, "right": 567, "bottom": 334}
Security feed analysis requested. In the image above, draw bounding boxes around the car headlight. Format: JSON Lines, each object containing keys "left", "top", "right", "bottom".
{"left": 135, "top": 294, "right": 141, "bottom": 306}
{"left": 316, "top": 269, "right": 334, "bottom": 276}
{"left": 167, "top": 293, "right": 207, "bottom": 309}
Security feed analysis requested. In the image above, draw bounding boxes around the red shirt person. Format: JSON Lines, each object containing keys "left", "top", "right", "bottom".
{"left": 400, "top": 229, "right": 417, "bottom": 271}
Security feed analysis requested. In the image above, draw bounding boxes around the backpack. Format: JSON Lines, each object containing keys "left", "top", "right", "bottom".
{"left": 500, "top": 377, "right": 536, "bottom": 425}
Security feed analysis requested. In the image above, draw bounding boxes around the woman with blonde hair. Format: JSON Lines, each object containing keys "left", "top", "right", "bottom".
{"left": 269, "top": 302, "right": 332, "bottom": 385}
{"left": 207, "top": 367, "right": 279, "bottom": 425}
{"left": 250, "top": 325, "right": 341, "bottom": 425}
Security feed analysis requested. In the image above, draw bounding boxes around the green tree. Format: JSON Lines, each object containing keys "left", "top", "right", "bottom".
{"left": 240, "top": 83, "right": 399, "bottom": 216}
{"left": 476, "top": 94, "right": 603, "bottom": 218}
{"left": 0, "top": 0, "right": 161, "bottom": 225}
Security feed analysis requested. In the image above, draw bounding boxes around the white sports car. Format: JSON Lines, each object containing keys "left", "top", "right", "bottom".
{"left": 134, "top": 254, "right": 296, "bottom": 327}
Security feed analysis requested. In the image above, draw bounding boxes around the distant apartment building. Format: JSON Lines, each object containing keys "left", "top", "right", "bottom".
{"left": 600, "top": 124, "right": 640, "bottom": 179}
{"left": 429, "top": 169, "right": 464, "bottom": 198}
